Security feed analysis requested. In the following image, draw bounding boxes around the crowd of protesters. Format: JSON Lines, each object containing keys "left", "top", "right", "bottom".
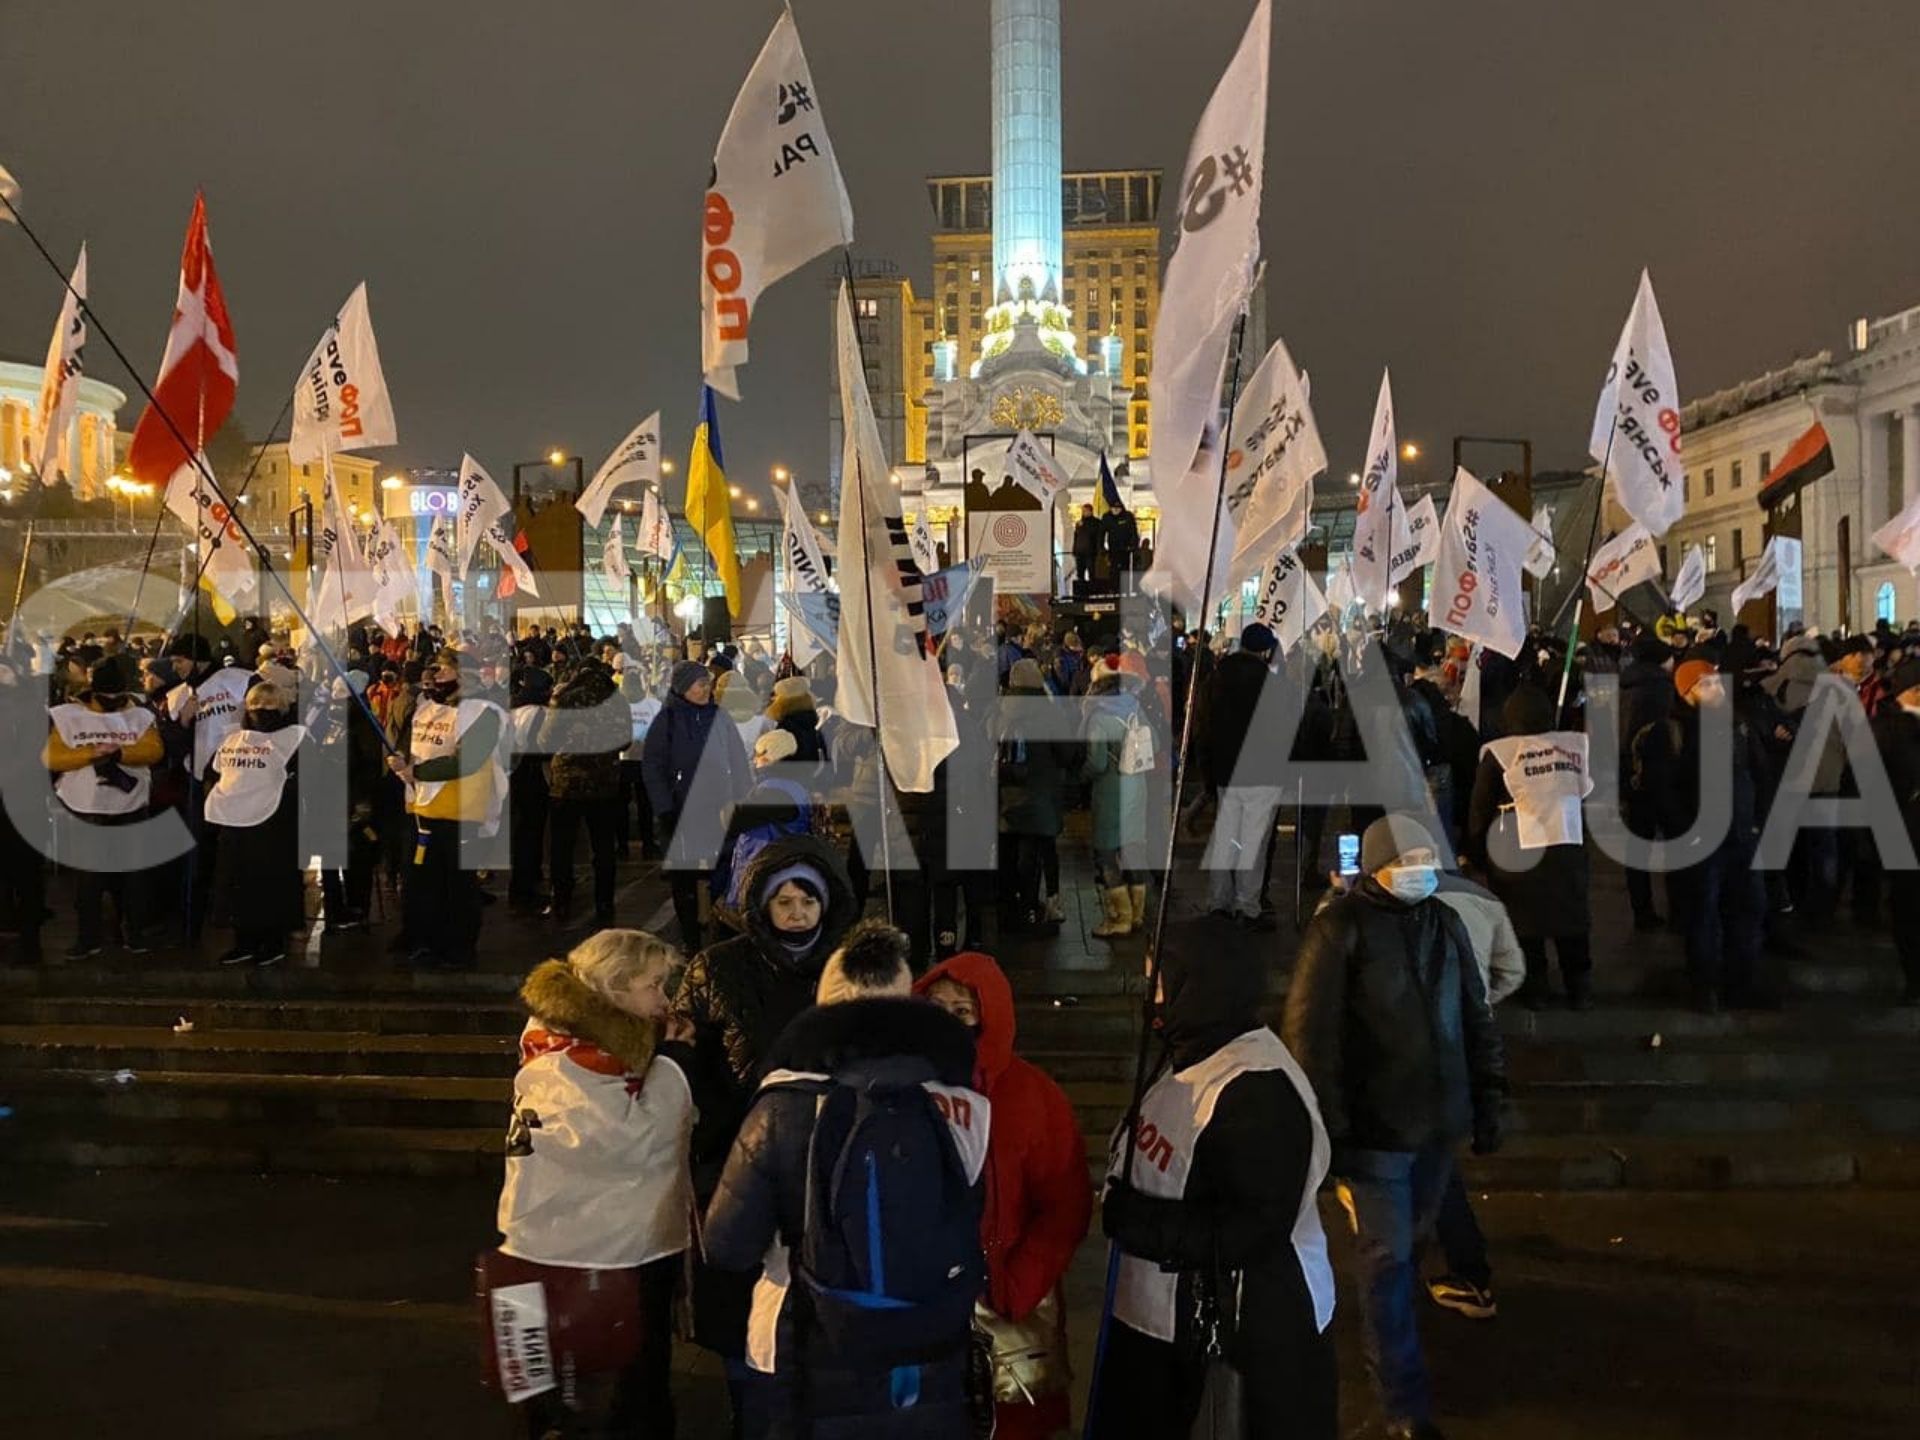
{"left": 11, "top": 586, "right": 1920, "bottom": 1439}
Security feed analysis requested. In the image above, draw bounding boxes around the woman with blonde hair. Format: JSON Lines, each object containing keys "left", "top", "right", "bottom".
{"left": 495, "top": 928, "right": 700, "bottom": 1437}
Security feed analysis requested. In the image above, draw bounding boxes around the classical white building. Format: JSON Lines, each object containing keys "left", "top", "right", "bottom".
{"left": 0, "top": 357, "right": 128, "bottom": 498}
{"left": 1662, "top": 301, "right": 1920, "bottom": 633}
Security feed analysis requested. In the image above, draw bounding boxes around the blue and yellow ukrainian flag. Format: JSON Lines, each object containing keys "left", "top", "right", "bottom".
{"left": 683, "top": 386, "right": 742, "bottom": 617}
{"left": 1094, "top": 450, "right": 1124, "bottom": 518}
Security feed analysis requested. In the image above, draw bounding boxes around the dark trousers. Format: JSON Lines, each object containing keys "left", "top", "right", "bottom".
{"left": 932, "top": 864, "right": 991, "bottom": 956}
{"left": 401, "top": 817, "right": 481, "bottom": 968}
{"left": 1074, "top": 554, "right": 1096, "bottom": 585}
{"left": 1520, "top": 933, "right": 1592, "bottom": 998}
{"left": 617, "top": 759, "right": 658, "bottom": 858}
{"left": 520, "top": 1253, "right": 678, "bottom": 1440}
{"left": 550, "top": 796, "right": 618, "bottom": 917}
{"left": 1007, "top": 833, "right": 1059, "bottom": 920}
{"left": 1626, "top": 865, "right": 1663, "bottom": 922}
{"left": 1892, "top": 914, "right": 1920, "bottom": 996}
{"left": 1, "top": 819, "right": 46, "bottom": 959}
{"left": 508, "top": 772, "right": 548, "bottom": 903}
{"left": 1432, "top": 1164, "right": 1491, "bottom": 1289}
{"left": 73, "top": 814, "right": 158, "bottom": 950}
{"left": 321, "top": 820, "right": 380, "bottom": 922}
{"left": 667, "top": 869, "right": 706, "bottom": 952}
{"left": 1337, "top": 1143, "right": 1453, "bottom": 1427}
{"left": 1673, "top": 836, "right": 1766, "bottom": 999}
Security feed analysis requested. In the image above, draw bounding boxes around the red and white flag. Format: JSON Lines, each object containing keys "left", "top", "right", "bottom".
{"left": 128, "top": 194, "right": 239, "bottom": 486}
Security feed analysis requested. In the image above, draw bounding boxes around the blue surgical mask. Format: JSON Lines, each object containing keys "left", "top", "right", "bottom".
{"left": 1385, "top": 865, "right": 1438, "bottom": 903}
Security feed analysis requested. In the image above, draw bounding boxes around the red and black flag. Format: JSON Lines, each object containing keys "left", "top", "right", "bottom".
{"left": 497, "top": 528, "right": 537, "bottom": 598}
{"left": 1759, "top": 421, "right": 1834, "bottom": 508}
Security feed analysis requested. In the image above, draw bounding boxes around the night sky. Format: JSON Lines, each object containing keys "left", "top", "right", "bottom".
{"left": 3, "top": 0, "right": 1917, "bottom": 508}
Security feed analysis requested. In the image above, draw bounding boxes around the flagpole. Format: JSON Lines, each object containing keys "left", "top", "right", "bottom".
{"left": 839, "top": 250, "right": 897, "bottom": 924}
{"left": 0, "top": 189, "right": 399, "bottom": 757}
{"left": 1551, "top": 434, "right": 1617, "bottom": 717}
{"left": 1124, "top": 308, "right": 1250, "bottom": 1190}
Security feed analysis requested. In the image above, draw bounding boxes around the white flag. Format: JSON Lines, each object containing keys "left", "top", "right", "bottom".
{"left": 1251, "top": 547, "right": 1327, "bottom": 656}
{"left": 602, "top": 514, "right": 633, "bottom": 587}
{"left": 1873, "top": 492, "right": 1920, "bottom": 573}
{"left": 425, "top": 513, "right": 457, "bottom": 621}
{"left": 1004, "top": 429, "right": 1068, "bottom": 506}
{"left": 288, "top": 283, "right": 397, "bottom": 464}
{"left": 164, "top": 455, "right": 257, "bottom": 610}
{"left": 1459, "top": 644, "right": 1485, "bottom": 730}
{"left": 910, "top": 510, "right": 938, "bottom": 574}
{"left": 1585, "top": 522, "right": 1662, "bottom": 613}
{"left": 367, "top": 515, "right": 412, "bottom": 635}
{"left": 578, "top": 412, "right": 661, "bottom": 528}
{"left": 484, "top": 518, "right": 540, "bottom": 599}
{"left": 454, "top": 453, "right": 509, "bottom": 578}
{"left": 1669, "top": 543, "right": 1708, "bottom": 612}
{"left": 777, "top": 482, "right": 832, "bottom": 667}
{"left": 702, "top": 9, "right": 855, "bottom": 400}
{"left": 1224, "top": 334, "right": 1325, "bottom": 584}
{"left": 833, "top": 281, "right": 956, "bottom": 792}
{"left": 0, "top": 162, "right": 19, "bottom": 220}
{"left": 1350, "top": 370, "right": 1401, "bottom": 611}
{"left": 311, "top": 460, "right": 378, "bottom": 632}
{"left": 1434, "top": 466, "right": 1534, "bottom": 660}
{"left": 1524, "top": 504, "right": 1557, "bottom": 580}
{"left": 1388, "top": 493, "right": 1441, "bottom": 588}
{"left": 1591, "top": 270, "right": 1685, "bottom": 536}
{"left": 1143, "top": 0, "right": 1271, "bottom": 615}
{"left": 29, "top": 245, "right": 86, "bottom": 487}
{"left": 1326, "top": 561, "right": 1357, "bottom": 617}
{"left": 1731, "top": 536, "right": 1785, "bottom": 614}
{"left": 637, "top": 486, "right": 674, "bottom": 559}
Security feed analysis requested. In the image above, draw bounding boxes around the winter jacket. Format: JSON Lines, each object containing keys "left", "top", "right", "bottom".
{"left": 1634, "top": 699, "right": 1772, "bottom": 845}
{"left": 1284, "top": 880, "right": 1506, "bottom": 1154}
{"left": 641, "top": 685, "right": 750, "bottom": 824}
{"left": 914, "top": 953, "right": 1090, "bottom": 1323}
{"left": 1082, "top": 686, "right": 1148, "bottom": 853}
{"left": 1873, "top": 706, "right": 1920, "bottom": 845}
{"left": 1201, "top": 650, "right": 1277, "bottom": 791}
{"left": 1763, "top": 631, "right": 1824, "bottom": 715}
{"left": 539, "top": 664, "right": 629, "bottom": 802}
{"left": 702, "top": 997, "right": 984, "bottom": 1438}
{"left": 771, "top": 702, "right": 828, "bottom": 765}
{"left": 999, "top": 689, "right": 1076, "bottom": 839}
{"left": 497, "top": 959, "right": 697, "bottom": 1269}
{"left": 673, "top": 836, "right": 859, "bottom": 1192}
{"left": 1433, "top": 874, "right": 1527, "bottom": 1006}
{"left": 1071, "top": 516, "right": 1101, "bottom": 562}
{"left": 1096, "top": 918, "right": 1337, "bottom": 1440}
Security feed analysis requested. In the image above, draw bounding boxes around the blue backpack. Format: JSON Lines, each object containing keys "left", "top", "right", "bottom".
{"left": 792, "top": 1057, "right": 984, "bottom": 1364}
{"left": 717, "top": 779, "right": 814, "bottom": 912}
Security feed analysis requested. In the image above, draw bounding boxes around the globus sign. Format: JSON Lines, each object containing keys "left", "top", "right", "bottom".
{"left": 401, "top": 486, "right": 458, "bottom": 517}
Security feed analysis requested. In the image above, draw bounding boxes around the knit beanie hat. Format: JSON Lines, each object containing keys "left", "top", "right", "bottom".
{"left": 1673, "top": 659, "right": 1717, "bottom": 699}
{"left": 670, "top": 659, "right": 709, "bottom": 697}
{"left": 1360, "top": 813, "right": 1437, "bottom": 875}
{"left": 754, "top": 728, "right": 799, "bottom": 766}
{"left": 1008, "top": 657, "right": 1046, "bottom": 691}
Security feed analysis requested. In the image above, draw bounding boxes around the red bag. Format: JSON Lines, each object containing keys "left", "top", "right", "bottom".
{"left": 476, "top": 1249, "right": 644, "bottom": 1403}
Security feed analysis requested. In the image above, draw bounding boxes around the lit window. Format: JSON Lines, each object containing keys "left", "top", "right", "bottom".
{"left": 857, "top": 298, "right": 879, "bottom": 319}
{"left": 1705, "top": 534, "right": 1718, "bottom": 570}
{"left": 970, "top": 268, "right": 980, "bottom": 283}
{"left": 1877, "top": 581, "right": 1898, "bottom": 625}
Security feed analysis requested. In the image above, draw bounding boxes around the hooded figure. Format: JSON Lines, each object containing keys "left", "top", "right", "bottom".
{"left": 672, "top": 836, "right": 857, "bottom": 1358}
{"left": 642, "top": 658, "right": 752, "bottom": 949}
{"left": 1094, "top": 918, "right": 1337, "bottom": 1440}
{"left": 917, "top": 952, "right": 1092, "bottom": 1440}
{"left": 1466, "top": 684, "right": 1594, "bottom": 1008}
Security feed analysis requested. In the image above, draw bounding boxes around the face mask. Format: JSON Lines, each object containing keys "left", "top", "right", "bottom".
{"left": 422, "top": 679, "right": 458, "bottom": 704}
{"left": 1384, "top": 865, "right": 1438, "bottom": 903}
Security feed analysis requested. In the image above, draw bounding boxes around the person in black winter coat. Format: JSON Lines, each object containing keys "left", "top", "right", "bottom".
{"left": 1617, "top": 633, "right": 1677, "bottom": 928}
{"left": 1635, "top": 659, "right": 1776, "bottom": 1012}
{"left": 766, "top": 676, "right": 828, "bottom": 766}
{"left": 673, "top": 837, "right": 857, "bottom": 1367}
{"left": 702, "top": 923, "right": 987, "bottom": 1440}
{"left": 538, "top": 659, "right": 630, "bottom": 925}
{"left": 1071, "top": 504, "right": 1102, "bottom": 587}
{"left": 1467, "top": 685, "right": 1594, "bottom": 1010}
{"left": 1094, "top": 917, "right": 1337, "bottom": 1440}
{"left": 643, "top": 660, "right": 752, "bottom": 949}
{"left": 1285, "top": 814, "right": 1505, "bottom": 1440}
{"left": 1871, "top": 658, "right": 1920, "bottom": 1005}
{"left": 1199, "top": 624, "right": 1284, "bottom": 925}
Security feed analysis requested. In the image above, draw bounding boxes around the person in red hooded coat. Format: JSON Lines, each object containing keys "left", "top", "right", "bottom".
{"left": 916, "top": 950, "right": 1093, "bottom": 1440}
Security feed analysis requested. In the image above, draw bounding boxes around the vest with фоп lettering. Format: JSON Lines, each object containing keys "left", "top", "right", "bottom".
{"left": 203, "top": 725, "right": 305, "bottom": 829}
{"left": 168, "top": 667, "right": 257, "bottom": 779}
{"left": 48, "top": 703, "right": 157, "bottom": 817}
{"left": 407, "top": 698, "right": 508, "bottom": 832}
{"left": 1107, "top": 1027, "right": 1335, "bottom": 1342}
{"left": 740, "top": 1069, "right": 993, "bottom": 1377}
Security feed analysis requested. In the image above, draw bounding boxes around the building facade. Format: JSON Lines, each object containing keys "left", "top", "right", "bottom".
{"left": 1660, "top": 301, "right": 1920, "bottom": 633}
{"left": 0, "top": 358, "right": 128, "bottom": 499}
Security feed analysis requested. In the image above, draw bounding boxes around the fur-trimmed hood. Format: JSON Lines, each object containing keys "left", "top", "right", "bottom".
{"left": 519, "top": 958, "right": 659, "bottom": 1075}
{"left": 760, "top": 996, "right": 975, "bottom": 1087}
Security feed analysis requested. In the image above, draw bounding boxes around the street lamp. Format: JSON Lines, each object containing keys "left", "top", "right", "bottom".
{"left": 772, "top": 465, "right": 790, "bottom": 483}
{"left": 727, "top": 484, "right": 742, "bottom": 499}
{"left": 1400, "top": 442, "right": 1421, "bottom": 462}
{"left": 546, "top": 448, "right": 566, "bottom": 467}
{"left": 1347, "top": 472, "right": 1359, "bottom": 487}
{"left": 381, "top": 474, "right": 404, "bottom": 490}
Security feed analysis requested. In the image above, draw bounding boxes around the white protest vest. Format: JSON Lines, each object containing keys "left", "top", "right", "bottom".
{"left": 408, "top": 697, "right": 509, "bottom": 833}
{"left": 740, "top": 1069, "right": 992, "bottom": 1376}
{"left": 497, "top": 1025, "right": 695, "bottom": 1270}
{"left": 1107, "top": 1027, "right": 1334, "bottom": 1342}
{"left": 180, "top": 667, "right": 257, "bottom": 778}
{"left": 48, "top": 703, "right": 156, "bottom": 817}
{"left": 204, "top": 726, "right": 305, "bottom": 829}
{"left": 1481, "top": 730, "right": 1592, "bottom": 850}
